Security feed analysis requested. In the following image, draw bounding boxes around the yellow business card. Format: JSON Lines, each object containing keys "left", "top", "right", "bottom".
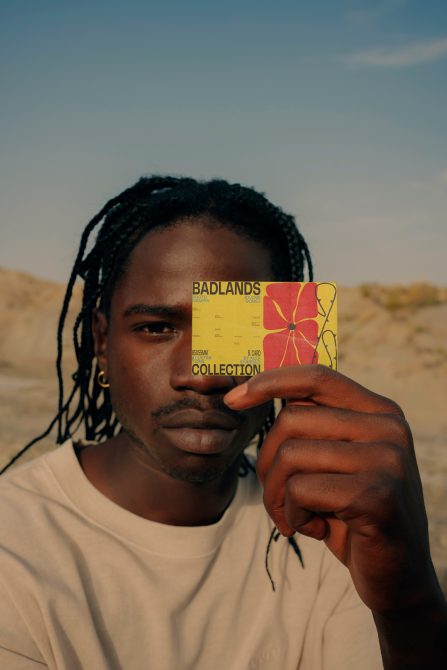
{"left": 192, "top": 281, "right": 337, "bottom": 375}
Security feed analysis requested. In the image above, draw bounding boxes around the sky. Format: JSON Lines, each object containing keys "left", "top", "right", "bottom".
{"left": 1, "top": 0, "right": 446, "bottom": 286}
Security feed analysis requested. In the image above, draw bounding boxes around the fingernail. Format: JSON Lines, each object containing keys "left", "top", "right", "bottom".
{"left": 224, "top": 382, "right": 248, "bottom": 406}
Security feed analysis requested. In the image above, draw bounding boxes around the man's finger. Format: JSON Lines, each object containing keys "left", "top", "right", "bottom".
{"left": 224, "top": 364, "right": 404, "bottom": 416}
{"left": 256, "top": 405, "right": 411, "bottom": 483}
{"left": 276, "top": 472, "right": 391, "bottom": 537}
{"left": 261, "top": 438, "right": 405, "bottom": 534}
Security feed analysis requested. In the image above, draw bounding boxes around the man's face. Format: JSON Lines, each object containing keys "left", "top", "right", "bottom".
{"left": 94, "top": 220, "right": 273, "bottom": 483}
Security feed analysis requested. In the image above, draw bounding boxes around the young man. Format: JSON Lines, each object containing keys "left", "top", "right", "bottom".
{"left": 0, "top": 176, "right": 446, "bottom": 669}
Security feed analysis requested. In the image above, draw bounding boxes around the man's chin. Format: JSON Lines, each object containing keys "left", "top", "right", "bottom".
{"left": 158, "top": 458, "right": 232, "bottom": 484}
{"left": 123, "top": 427, "right": 243, "bottom": 484}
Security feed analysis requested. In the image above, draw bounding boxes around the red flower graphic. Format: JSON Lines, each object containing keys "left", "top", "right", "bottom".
{"left": 263, "top": 283, "right": 318, "bottom": 369}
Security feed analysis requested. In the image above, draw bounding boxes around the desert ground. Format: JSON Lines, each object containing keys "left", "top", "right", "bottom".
{"left": 1, "top": 268, "right": 446, "bottom": 593}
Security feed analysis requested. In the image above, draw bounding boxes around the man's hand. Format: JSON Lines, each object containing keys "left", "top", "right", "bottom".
{"left": 224, "top": 365, "right": 443, "bottom": 617}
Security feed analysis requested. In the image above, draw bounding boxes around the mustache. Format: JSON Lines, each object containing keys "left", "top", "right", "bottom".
{"left": 152, "top": 396, "right": 243, "bottom": 423}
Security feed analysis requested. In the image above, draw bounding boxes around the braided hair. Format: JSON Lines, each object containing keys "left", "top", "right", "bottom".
{"left": 1, "top": 175, "right": 312, "bottom": 586}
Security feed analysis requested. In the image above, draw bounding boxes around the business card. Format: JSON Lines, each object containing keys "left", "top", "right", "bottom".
{"left": 192, "top": 281, "right": 337, "bottom": 375}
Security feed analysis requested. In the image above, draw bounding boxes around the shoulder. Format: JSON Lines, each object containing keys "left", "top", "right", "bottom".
{"left": 0, "top": 441, "right": 73, "bottom": 536}
{"left": 0, "top": 440, "right": 72, "bottom": 488}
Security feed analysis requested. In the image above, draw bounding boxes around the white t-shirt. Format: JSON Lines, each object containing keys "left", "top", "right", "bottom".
{"left": 0, "top": 440, "right": 383, "bottom": 669}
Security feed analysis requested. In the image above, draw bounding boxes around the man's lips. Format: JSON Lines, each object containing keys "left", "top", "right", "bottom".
{"left": 158, "top": 409, "right": 242, "bottom": 431}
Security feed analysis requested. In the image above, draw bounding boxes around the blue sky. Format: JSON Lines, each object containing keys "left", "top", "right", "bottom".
{"left": 1, "top": 0, "right": 446, "bottom": 285}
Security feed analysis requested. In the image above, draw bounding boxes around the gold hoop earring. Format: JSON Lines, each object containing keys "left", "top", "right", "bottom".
{"left": 97, "top": 370, "right": 110, "bottom": 388}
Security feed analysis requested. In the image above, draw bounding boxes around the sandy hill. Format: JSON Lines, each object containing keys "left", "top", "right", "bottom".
{"left": 0, "top": 268, "right": 446, "bottom": 590}
{"left": 0, "top": 267, "right": 81, "bottom": 376}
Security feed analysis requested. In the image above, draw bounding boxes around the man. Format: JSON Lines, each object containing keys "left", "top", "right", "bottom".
{"left": 0, "top": 175, "right": 446, "bottom": 669}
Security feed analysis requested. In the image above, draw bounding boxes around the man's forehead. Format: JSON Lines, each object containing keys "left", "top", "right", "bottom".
{"left": 119, "top": 224, "right": 274, "bottom": 288}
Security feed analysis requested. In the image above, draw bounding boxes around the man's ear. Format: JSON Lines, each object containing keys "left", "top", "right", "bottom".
{"left": 92, "top": 308, "right": 108, "bottom": 370}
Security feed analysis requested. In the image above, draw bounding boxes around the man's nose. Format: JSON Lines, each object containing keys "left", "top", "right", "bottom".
{"left": 170, "top": 331, "right": 237, "bottom": 395}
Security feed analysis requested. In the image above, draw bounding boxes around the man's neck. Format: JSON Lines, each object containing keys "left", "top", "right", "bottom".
{"left": 74, "top": 435, "right": 242, "bottom": 527}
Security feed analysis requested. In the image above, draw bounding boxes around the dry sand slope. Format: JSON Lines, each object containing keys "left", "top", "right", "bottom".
{"left": 1, "top": 268, "right": 446, "bottom": 592}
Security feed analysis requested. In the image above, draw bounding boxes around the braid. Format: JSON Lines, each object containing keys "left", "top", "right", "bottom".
{"left": 257, "top": 401, "right": 305, "bottom": 591}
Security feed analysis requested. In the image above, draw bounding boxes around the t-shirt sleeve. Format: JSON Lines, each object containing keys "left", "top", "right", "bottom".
{"left": 0, "top": 578, "right": 48, "bottom": 668}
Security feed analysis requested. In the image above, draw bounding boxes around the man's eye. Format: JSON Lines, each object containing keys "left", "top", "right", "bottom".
{"left": 135, "top": 322, "right": 175, "bottom": 335}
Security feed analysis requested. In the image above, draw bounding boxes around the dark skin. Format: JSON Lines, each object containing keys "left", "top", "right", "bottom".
{"left": 224, "top": 367, "right": 447, "bottom": 668}
{"left": 84, "top": 221, "right": 272, "bottom": 526}
{"left": 82, "top": 218, "right": 446, "bottom": 669}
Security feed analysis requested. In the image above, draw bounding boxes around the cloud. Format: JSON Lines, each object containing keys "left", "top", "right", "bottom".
{"left": 344, "top": 37, "right": 447, "bottom": 69}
